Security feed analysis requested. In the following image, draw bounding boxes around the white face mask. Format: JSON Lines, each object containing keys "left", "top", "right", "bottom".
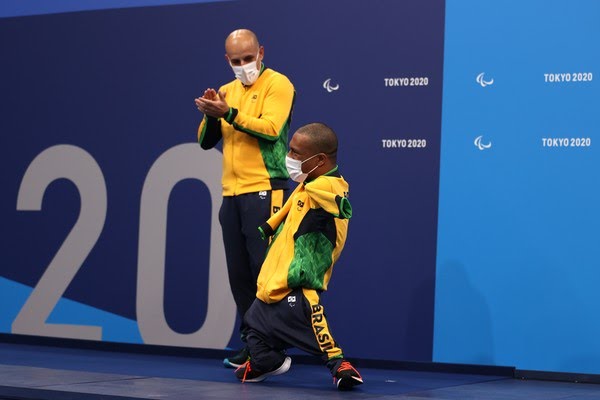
{"left": 286, "top": 154, "right": 320, "bottom": 183}
{"left": 230, "top": 51, "right": 260, "bottom": 85}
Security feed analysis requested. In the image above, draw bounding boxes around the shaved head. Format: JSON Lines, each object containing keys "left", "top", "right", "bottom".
{"left": 295, "top": 123, "right": 338, "bottom": 158}
{"left": 225, "top": 29, "right": 259, "bottom": 53}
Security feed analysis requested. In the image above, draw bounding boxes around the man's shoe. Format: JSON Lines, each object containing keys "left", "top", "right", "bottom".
{"left": 235, "top": 356, "right": 292, "bottom": 383}
{"left": 334, "top": 360, "right": 363, "bottom": 390}
{"left": 223, "top": 347, "right": 249, "bottom": 369}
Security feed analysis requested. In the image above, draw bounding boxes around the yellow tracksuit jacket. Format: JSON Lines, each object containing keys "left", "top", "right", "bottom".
{"left": 197, "top": 65, "right": 295, "bottom": 196}
{"left": 256, "top": 168, "right": 352, "bottom": 304}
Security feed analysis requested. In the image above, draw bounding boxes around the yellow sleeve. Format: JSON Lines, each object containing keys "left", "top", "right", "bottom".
{"left": 230, "top": 73, "right": 295, "bottom": 141}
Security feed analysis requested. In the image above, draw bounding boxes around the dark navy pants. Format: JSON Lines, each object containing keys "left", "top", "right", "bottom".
{"left": 244, "top": 287, "right": 345, "bottom": 374}
{"left": 219, "top": 190, "right": 285, "bottom": 340}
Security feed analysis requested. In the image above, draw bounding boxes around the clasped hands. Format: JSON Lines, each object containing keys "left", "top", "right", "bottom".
{"left": 195, "top": 88, "right": 229, "bottom": 119}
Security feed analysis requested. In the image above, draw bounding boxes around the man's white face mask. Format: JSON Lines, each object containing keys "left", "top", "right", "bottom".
{"left": 230, "top": 50, "right": 260, "bottom": 85}
{"left": 285, "top": 153, "right": 320, "bottom": 183}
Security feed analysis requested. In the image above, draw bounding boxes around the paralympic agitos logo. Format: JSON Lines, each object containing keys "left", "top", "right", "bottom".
{"left": 476, "top": 72, "right": 494, "bottom": 87}
{"left": 323, "top": 78, "right": 339, "bottom": 93}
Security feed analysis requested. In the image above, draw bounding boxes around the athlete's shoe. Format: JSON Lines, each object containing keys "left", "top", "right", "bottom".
{"left": 334, "top": 360, "right": 363, "bottom": 390}
{"left": 235, "top": 356, "right": 292, "bottom": 383}
{"left": 223, "top": 347, "right": 249, "bottom": 369}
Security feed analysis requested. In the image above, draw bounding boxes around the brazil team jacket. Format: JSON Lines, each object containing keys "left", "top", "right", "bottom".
{"left": 197, "top": 65, "right": 295, "bottom": 196}
{"left": 256, "top": 167, "right": 352, "bottom": 304}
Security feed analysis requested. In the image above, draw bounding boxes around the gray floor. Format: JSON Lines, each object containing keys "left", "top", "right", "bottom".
{"left": 2, "top": 363, "right": 600, "bottom": 400}
{"left": 1, "top": 342, "right": 600, "bottom": 399}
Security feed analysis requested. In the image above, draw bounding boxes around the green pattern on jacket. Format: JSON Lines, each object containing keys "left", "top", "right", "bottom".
{"left": 287, "top": 232, "right": 333, "bottom": 289}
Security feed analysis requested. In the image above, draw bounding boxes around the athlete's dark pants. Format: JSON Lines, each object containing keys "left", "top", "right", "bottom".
{"left": 219, "top": 190, "right": 285, "bottom": 341}
{"left": 244, "top": 287, "right": 344, "bottom": 374}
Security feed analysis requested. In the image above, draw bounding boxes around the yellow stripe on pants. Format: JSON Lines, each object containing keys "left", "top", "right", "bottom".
{"left": 270, "top": 189, "right": 284, "bottom": 217}
{"left": 303, "top": 287, "right": 344, "bottom": 360}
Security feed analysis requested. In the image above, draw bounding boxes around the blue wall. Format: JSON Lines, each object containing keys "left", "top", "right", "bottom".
{"left": 1, "top": 0, "right": 599, "bottom": 375}
{"left": 435, "top": 0, "right": 600, "bottom": 375}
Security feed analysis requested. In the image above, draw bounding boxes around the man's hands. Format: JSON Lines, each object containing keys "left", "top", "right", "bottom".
{"left": 195, "top": 89, "right": 230, "bottom": 119}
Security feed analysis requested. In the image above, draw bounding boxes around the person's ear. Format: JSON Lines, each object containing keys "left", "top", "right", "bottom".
{"left": 318, "top": 153, "right": 327, "bottom": 167}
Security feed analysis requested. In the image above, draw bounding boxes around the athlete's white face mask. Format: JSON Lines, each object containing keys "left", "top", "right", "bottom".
{"left": 285, "top": 153, "right": 321, "bottom": 183}
{"left": 230, "top": 51, "right": 260, "bottom": 86}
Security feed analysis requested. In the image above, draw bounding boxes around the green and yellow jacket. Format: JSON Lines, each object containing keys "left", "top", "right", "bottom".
{"left": 197, "top": 64, "right": 295, "bottom": 196}
{"left": 256, "top": 167, "right": 352, "bottom": 304}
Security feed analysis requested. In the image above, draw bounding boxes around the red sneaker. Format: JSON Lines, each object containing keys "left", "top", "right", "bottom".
{"left": 235, "top": 357, "right": 292, "bottom": 383}
{"left": 334, "top": 360, "right": 363, "bottom": 390}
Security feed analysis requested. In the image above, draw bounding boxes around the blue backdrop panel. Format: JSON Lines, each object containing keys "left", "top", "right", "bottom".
{"left": 435, "top": 0, "right": 600, "bottom": 374}
{"left": 0, "top": 0, "right": 445, "bottom": 361}
{"left": 0, "top": 0, "right": 231, "bottom": 18}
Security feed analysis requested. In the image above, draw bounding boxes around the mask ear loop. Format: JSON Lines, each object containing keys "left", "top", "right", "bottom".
{"left": 304, "top": 153, "right": 327, "bottom": 176}
{"left": 301, "top": 152, "right": 326, "bottom": 166}
{"left": 306, "top": 164, "right": 319, "bottom": 176}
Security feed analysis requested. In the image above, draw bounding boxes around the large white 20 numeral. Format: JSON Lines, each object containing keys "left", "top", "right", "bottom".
{"left": 13, "top": 145, "right": 106, "bottom": 340}
{"left": 137, "top": 144, "right": 236, "bottom": 348}
{"left": 13, "top": 143, "right": 236, "bottom": 348}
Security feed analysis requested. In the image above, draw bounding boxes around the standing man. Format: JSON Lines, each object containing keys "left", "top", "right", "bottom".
{"left": 194, "top": 29, "right": 295, "bottom": 368}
